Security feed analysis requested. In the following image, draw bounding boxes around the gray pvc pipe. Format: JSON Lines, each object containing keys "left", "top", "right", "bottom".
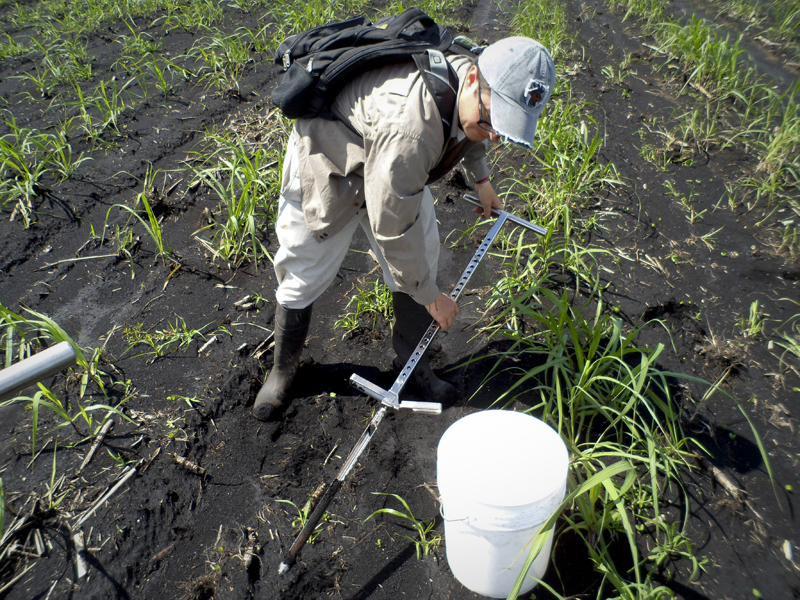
{"left": 0, "top": 341, "right": 78, "bottom": 402}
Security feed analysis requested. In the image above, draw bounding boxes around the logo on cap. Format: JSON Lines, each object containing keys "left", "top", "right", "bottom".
{"left": 524, "top": 80, "right": 549, "bottom": 109}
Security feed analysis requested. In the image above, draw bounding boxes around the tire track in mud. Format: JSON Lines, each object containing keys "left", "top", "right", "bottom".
{"left": 470, "top": 0, "right": 514, "bottom": 34}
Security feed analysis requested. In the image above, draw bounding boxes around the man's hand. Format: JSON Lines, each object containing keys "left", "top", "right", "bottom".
{"left": 425, "top": 293, "right": 459, "bottom": 331}
{"left": 474, "top": 180, "right": 503, "bottom": 219}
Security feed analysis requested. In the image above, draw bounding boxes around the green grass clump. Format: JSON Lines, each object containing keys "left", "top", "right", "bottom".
{"left": 772, "top": 310, "right": 800, "bottom": 385}
{"left": 276, "top": 494, "right": 329, "bottom": 544}
{"left": 0, "top": 33, "right": 27, "bottom": 60}
{"left": 366, "top": 493, "right": 442, "bottom": 559}
{"left": 531, "top": 94, "right": 623, "bottom": 206}
{"left": 765, "top": 0, "right": 800, "bottom": 49}
{"left": 68, "top": 76, "right": 136, "bottom": 142}
{"left": 511, "top": 0, "right": 573, "bottom": 60}
{"left": 708, "top": 0, "right": 800, "bottom": 56}
{"left": 605, "top": 0, "right": 668, "bottom": 24}
{"left": 738, "top": 300, "right": 765, "bottom": 339}
{"left": 123, "top": 318, "right": 209, "bottom": 360}
{"left": 116, "top": 21, "right": 163, "bottom": 57}
{"left": 157, "top": 0, "right": 225, "bottom": 31}
{"left": 192, "top": 132, "right": 283, "bottom": 271}
{"left": 488, "top": 91, "right": 622, "bottom": 295}
{"left": 335, "top": 279, "right": 394, "bottom": 338}
{"left": 379, "top": 0, "right": 463, "bottom": 25}
{"left": 740, "top": 81, "right": 800, "bottom": 216}
{"left": 187, "top": 32, "right": 254, "bottom": 92}
{"left": 267, "top": 0, "right": 371, "bottom": 41}
{"left": 474, "top": 278, "right": 723, "bottom": 597}
{"left": 20, "top": 36, "right": 94, "bottom": 93}
{"left": 654, "top": 15, "right": 758, "bottom": 98}
{"left": 0, "top": 114, "right": 89, "bottom": 228}
{"left": 101, "top": 165, "right": 179, "bottom": 269}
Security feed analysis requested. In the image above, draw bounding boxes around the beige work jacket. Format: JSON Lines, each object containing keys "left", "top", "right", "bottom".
{"left": 293, "top": 55, "right": 489, "bottom": 306}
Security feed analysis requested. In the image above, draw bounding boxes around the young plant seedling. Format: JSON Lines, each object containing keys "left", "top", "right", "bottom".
{"left": 334, "top": 279, "right": 393, "bottom": 338}
{"left": 738, "top": 300, "right": 765, "bottom": 339}
{"left": 276, "top": 495, "right": 328, "bottom": 545}
{"left": 366, "top": 493, "right": 441, "bottom": 559}
{"left": 122, "top": 318, "right": 209, "bottom": 361}
{"left": 191, "top": 133, "right": 279, "bottom": 271}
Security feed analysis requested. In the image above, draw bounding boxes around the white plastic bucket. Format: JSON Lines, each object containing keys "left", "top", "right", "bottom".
{"left": 437, "top": 410, "right": 569, "bottom": 598}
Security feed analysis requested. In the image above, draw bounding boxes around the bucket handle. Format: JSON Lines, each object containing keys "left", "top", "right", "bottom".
{"left": 439, "top": 503, "right": 468, "bottom": 523}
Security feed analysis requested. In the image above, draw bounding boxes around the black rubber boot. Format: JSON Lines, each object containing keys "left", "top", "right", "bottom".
{"left": 392, "top": 292, "right": 458, "bottom": 408}
{"left": 253, "top": 303, "right": 313, "bottom": 421}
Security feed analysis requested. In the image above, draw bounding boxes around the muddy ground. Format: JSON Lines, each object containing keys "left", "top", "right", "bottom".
{"left": 1, "top": 0, "right": 799, "bottom": 598}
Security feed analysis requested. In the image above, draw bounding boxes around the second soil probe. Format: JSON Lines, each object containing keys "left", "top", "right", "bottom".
{"left": 277, "top": 193, "right": 547, "bottom": 574}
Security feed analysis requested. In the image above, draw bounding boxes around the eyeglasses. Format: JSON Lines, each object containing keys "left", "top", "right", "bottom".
{"left": 477, "top": 79, "right": 496, "bottom": 135}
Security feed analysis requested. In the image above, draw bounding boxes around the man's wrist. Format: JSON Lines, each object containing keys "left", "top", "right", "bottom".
{"left": 475, "top": 176, "right": 490, "bottom": 185}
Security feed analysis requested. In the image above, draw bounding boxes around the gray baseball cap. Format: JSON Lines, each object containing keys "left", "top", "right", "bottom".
{"left": 477, "top": 37, "right": 556, "bottom": 149}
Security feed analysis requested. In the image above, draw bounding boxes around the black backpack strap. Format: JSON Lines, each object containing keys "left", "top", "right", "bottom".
{"left": 451, "top": 35, "right": 485, "bottom": 56}
{"left": 378, "top": 7, "right": 435, "bottom": 36}
{"left": 414, "top": 49, "right": 459, "bottom": 132}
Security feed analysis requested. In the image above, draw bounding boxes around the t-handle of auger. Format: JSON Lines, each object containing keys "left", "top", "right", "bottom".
{"left": 462, "top": 193, "right": 548, "bottom": 236}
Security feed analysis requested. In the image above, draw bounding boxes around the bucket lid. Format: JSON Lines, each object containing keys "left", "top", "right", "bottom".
{"left": 437, "top": 410, "right": 568, "bottom": 509}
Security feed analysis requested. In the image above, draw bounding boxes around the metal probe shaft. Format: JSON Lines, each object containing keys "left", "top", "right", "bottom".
{"left": 278, "top": 405, "right": 387, "bottom": 574}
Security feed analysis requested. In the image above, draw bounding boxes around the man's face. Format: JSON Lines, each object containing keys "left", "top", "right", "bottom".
{"left": 459, "top": 65, "right": 501, "bottom": 144}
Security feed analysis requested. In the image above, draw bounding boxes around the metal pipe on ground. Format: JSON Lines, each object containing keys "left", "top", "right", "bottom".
{"left": 0, "top": 341, "right": 78, "bottom": 402}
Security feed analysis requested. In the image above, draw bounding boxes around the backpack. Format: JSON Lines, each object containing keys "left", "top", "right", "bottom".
{"left": 271, "top": 8, "right": 476, "bottom": 134}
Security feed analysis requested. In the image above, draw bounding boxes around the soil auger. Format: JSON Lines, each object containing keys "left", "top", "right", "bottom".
{"left": 277, "top": 193, "right": 547, "bottom": 575}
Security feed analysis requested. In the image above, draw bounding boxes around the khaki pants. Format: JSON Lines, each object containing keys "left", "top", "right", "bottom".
{"left": 274, "top": 131, "right": 440, "bottom": 309}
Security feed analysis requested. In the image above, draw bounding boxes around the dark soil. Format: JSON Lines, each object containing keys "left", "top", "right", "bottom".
{"left": 1, "top": 0, "right": 799, "bottom": 599}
